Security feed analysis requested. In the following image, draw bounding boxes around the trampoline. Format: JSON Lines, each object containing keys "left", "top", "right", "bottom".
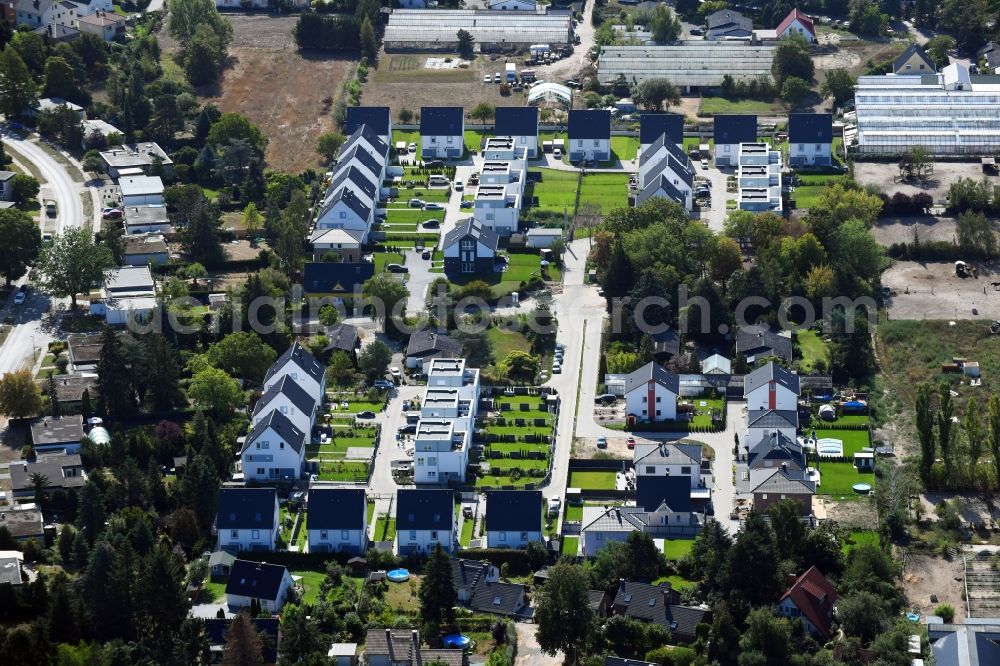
{"left": 387, "top": 568, "right": 410, "bottom": 583}
{"left": 442, "top": 634, "right": 471, "bottom": 649}
{"left": 816, "top": 438, "right": 844, "bottom": 457}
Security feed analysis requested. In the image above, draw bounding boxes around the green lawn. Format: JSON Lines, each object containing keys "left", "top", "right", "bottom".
{"left": 465, "top": 130, "right": 489, "bottom": 153}
{"left": 528, "top": 168, "right": 579, "bottom": 214}
{"left": 449, "top": 252, "right": 555, "bottom": 298}
{"left": 202, "top": 580, "right": 227, "bottom": 602}
{"left": 568, "top": 470, "right": 617, "bottom": 490}
{"left": 816, "top": 461, "right": 876, "bottom": 497}
{"left": 796, "top": 329, "right": 830, "bottom": 373}
{"left": 611, "top": 135, "right": 640, "bottom": 161}
{"left": 392, "top": 130, "right": 421, "bottom": 159}
{"left": 475, "top": 473, "right": 538, "bottom": 488}
{"left": 385, "top": 208, "right": 445, "bottom": 224}
{"left": 366, "top": 501, "right": 376, "bottom": 527}
{"left": 662, "top": 539, "right": 694, "bottom": 560}
{"left": 374, "top": 515, "right": 396, "bottom": 542}
{"left": 317, "top": 461, "right": 369, "bottom": 481}
{"left": 698, "top": 97, "right": 785, "bottom": 116}
{"left": 560, "top": 536, "right": 579, "bottom": 556}
{"left": 682, "top": 395, "right": 725, "bottom": 429}
{"left": 578, "top": 173, "right": 629, "bottom": 213}
{"left": 841, "top": 529, "right": 880, "bottom": 556}
{"left": 460, "top": 516, "right": 474, "bottom": 547}
{"left": 373, "top": 252, "right": 405, "bottom": 271}
{"left": 813, "top": 429, "right": 871, "bottom": 456}
{"left": 328, "top": 400, "right": 384, "bottom": 414}
{"left": 564, "top": 503, "right": 583, "bottom": 522}
{"left": 292, "top": 570, "right": 327, "bottom": 605}
{"left": 664, "top": 574, "right": 698, "bottom": 591}
{"left": 791, "top": 173, "right": 848, "bottom": 210}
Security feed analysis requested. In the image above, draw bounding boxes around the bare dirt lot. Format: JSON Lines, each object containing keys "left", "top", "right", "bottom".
{"left": 875, "top": 216, "right": 962, "bottom": 246}
{"left": 903, "top": 553, "right": 967, "bottom": 622}
{"left": 162, "top": 15, "right": 354, "bottom": 174}
{"left": 882, "top": 260, "right": 1000, "bottom": 320}
{"left": 855, "top": 161, "right": 1000, "bottom": 203}
{"left": 362, "top": 52, "right": 540, "bottom": 120}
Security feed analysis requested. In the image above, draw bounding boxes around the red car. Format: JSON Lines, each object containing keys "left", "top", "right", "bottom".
{"left": 626, "top": 437, "right": 636, "bottom": 450}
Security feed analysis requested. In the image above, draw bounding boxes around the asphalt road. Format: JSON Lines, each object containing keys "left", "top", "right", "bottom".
{"left": 4, "top": 132, "right": 85, "bottom": 235}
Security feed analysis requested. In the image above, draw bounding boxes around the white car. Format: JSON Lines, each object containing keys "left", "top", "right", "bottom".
{"left": 547, "top": 497, "right": 561, "bottom": 516}
{"left": 552, "top": 148, "right": 562, "bottom": 159}
{"left": 483, "top": 75, "right": 492, "bottom": 83}
{"left": 407, "top": 142, "right": 417, "bottom": 152}
{"left": 390, "top": 366, "right": 401, "bottom": 377}
{"left": 700, "top": 159, "right": 709, "bottom": 170}
{"left": 454, "top": 180, "right": 464, "bottom": 191}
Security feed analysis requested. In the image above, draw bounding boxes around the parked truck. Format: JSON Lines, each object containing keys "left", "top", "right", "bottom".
{"left": 505, "top": 62, "right": 516, "bottom": 83}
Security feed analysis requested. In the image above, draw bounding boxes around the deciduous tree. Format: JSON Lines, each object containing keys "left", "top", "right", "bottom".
{"left": 0, "top": 45, "right": 37, "bottom": 118}
{"left": 189, "top": 367, "right": 245, "bottom": 416}
{"left": 206, "top": 332, "right": 277, "bottom": 385}
{"left": 0, "top": 209, "right": 40, "bottom": 286}
{"left": 35, "top": 227, "right": 115, "bottom": 310}
{"left": 534, "top": 561, "right": 594, "bottom": 665}
{"left": 357, "top": 340, "right": 392, "bottom": 381}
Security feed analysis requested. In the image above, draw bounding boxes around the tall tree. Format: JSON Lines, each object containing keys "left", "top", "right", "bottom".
{"left": 206, "top": 332, "right": 277, "bottom": 385}
{"left": 0, "top": 208, "right": 41, "bottom": 286}
{"left": 97, "top": 327, "right": 136, "bottom": 418}
{"left": 766, "top": 499, "right": 806, "bottom": 564}
{"left": 278, "top": 603, "right": 325, "bottom": 663}
{"left": 989, "top": 394, "right": 1000, "bottom": 490}
{"left": 35, "top": 227, "right": 115, "bottom": 310}
{"left": 47, "top": 372, "right": 61, "bottom": 417}
{"left": 243, "top": 202, "right": 263, "bottom": 240}
{"left": 964, "top": 397, "right": 984, "bottom": 486}
{"left": 189, "top": 367, "right": 244, "bottom": 416}
{"left": 0, "top": 45, "right": 37, "bottom": 118}
{"left": 181, "top": 196, "right": 226, "bottom": 265}
{"left": 771, "top": 35, "right": 814, "bottom": 86}
{"left": 534, "top": 561, "right": 594, "bottom": 665}
{"left": 915, "top": 382, "right": 936, "bottom": 483}
{"left": 137, "top": 543, "right": 189, "bottom": 656}
{"left": 142, "top": 333, "right": 181, "bottom": 411}
{"left": 222, "top": 612, "right": 265, "bottom": 666}
{"left": 359, "top": 17, "right": 377, "bottom": 62}
{"left": 724, "top": 511, "right": 780, "bottom": 611}
{"left": 42, "top": 56, "right": 80, "bottom": 102}
{"left": 938, "top": 381, "right": 955, "bottom": 480}
{"left": 361, "top": 274, "right": 410, "bottom": 337}
{"left": 76, "top": 480, "right": 107, "bottom": 545}
{"left": 419, "top": 544, "right": 458, "bottom": 631}
{"left": 0, "top": 370, "right": 44, "bottom": 418}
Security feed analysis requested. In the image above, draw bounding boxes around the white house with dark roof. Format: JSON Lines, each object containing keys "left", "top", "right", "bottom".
{"left": 744, "top": 408, "right": 799, "bottom": 447}
{"left": 263, "top": 341, "right": 326, "bottom": 405}
{"left": 568, "top": 110, "right": 611, "bottom": 162}
{"left": 310, "top": 227, "right": 364, "bottom": 262}
{"left": 216, "top": 487, "right": 280, "bottom": 552}
{"left": 744, "top": 430, "right": 805, "bottom": 472}
{"left": 240, "top": 410, "right": 307, "bottom": 482}
{"left": 395, "top": 488, "right": 455, "bottom": 554}
{"left": 420, "top": 107, "right": 465, "bottom": 159}
{"left": 251, "top": 375, "right": 317, "bottom": 438}
{"left": 413, "top": 419, "right": 471, "bottom": 484}
{"left": 714, "top": 114, "right": 757, "bottom": 167}
{"left": 314, "top": 124, "right": 390, "bottom": 241}
{"left": 345, "top": 106, "right": 392, "bottom": 142}
{"left": 788, "top": 113, "right": 832, "bottom": 166}
{"left": 893, "top": 43, "right": 936, "bottom": 74}
{"left": 494, "top": 106, "right": 539, "bottom": 158}
{"left": 743, "top": 362, "right": 800, "bottom": 412}
{"left": 307, "top": 488, "right": 367, "bottom": 554}
{"left": 225, "top": 559, "right": 294, "bottom": 613}
{"left": 637, "top": 135, "right": 694, "bottom": 210}
{"left": 623, "top": 362, "right": 679, "bottom": 422}
{"left": 485, "top": 490, "right": 542, "bottom": 549}
{"left": 639, "top": 113, "right": 684, "bottom": 151}
{"left": 442, "top": 218, "right": 499, "bottom": 276}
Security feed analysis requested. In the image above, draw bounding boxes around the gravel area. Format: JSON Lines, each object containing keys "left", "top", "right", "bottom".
{"left": 855, "top": 161, "right": 1000, "bottom": 203}
{"left": 882, "top": 260, "right": 1000, "bottom": 320}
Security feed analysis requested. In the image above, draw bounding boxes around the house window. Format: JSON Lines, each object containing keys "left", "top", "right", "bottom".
{"left": 280, "top": 406, "right": 287, "bottom": 413}
{"left": 520, "top": 532, "right": 527, "bottom": 540}
{"left": 461, "top": 239, "right": 475, "bottom": 250}
{"left": 320, "top": 530, "right": 328, "bottom": 540}
{"left": 681, "top": 466, "right": 691, "bottom": 474}
{"left": 339, "top": 212, "right": 346, "bottom": 219}
{"left": 641, "top": 396, "right": 647, "bottom": 403}
{"left": 593, "top": 139, "right": 599, "bottom": 147}
{"left": 462, "top": 262, "right": 475, "bottom": 273}
{"left": 430, "top": 137, "right": 437, "bottom": 144}
{"left": 231, "top": 530, "right": 238, "bottom": 539}
{"left": 252, "top": 530, "right": 260, "bottom": 539}
{"left": 447, "top": 136, "right": 454, "bottom": 144}
{"left": 646, "top": 466, "right": 654, "bottom": 474}
{"left": 815, "top": 144, "right": 821, "bottom": 151}
{"left": 257, "top": 468, "right": 265, "bottom": 475}
{"left": 409, "top": 531, "right": 417, "bottom": 540}
{"left": 279, "top": 442, "right": 284, "bottom": 449}
{"left": 641, "top": 409, "right": 647, "bottom": 415}
{"left": 341, "top": 530, "right": 350, "bottom": 540}
{"left": 761, "top": 494, "right": 768, "bottom": 499}
{"left": 500, "top": 532, "right": 507, "bottom": 541}
{"left": 655, "top": 396, "right": 661, "bottom": 403}
{"left": 431, "top": 531, "right": 438, "bottom": 540}
{"left": 656, "top": 410, "right": 661, "bottom": 416}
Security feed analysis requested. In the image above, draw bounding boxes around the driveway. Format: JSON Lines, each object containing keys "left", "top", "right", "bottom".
{"left": 403, "top": 249, "right": 438, "bottom": 315}
{"left": 514, "top": 622, "right": 562, "bottom": 666}
{"left": 703, "top": 163, "right": 731, "bottom": 232}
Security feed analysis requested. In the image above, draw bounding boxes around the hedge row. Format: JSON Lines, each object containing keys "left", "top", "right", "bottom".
{"left": 887, "top": 241, "right": 988, "bottom": 262}
{"left": 494, "top": 417, "right": 551, "bottom": 427}
{"left": 485, "top": 449, "right": 547, "bottom": 460}
{"left": 625, "top": 421, "right": 724, "bottom": 433}
{"left": 481, "top": 433, "right": 551, "bottom": 443}
{"left": 808, "top": 423, "right": 870, "bottom": 431}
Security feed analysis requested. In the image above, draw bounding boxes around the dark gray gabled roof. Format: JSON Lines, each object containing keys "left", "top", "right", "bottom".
{"left": 442, "top": 218, "right": 499, "bottom": 251}
{"left": 406, "top": 330, "right": 463, "bottom": 358}
{"left": 743, "top": 361, "right": 800, "bottom": 395}
{"left": 736, "top": 324, "right": 793, "bottom": 362}
{"left": 469, "top": 580, "right": 527, "bottom": 616}
{"left": 225, "top": 560, "right": 288, "bottom": 600}
{"left": 788, "top": 113, "right": 832, "bottom": 144}
{"left": 252, "top": 375, "right": 316, "bottom": 421}
{"left": 640, "top": 113, "right": 684, "bottom": 145}
{"left": 749, "top": 467, "right": 815, "bottom": 494}
{"left": 341, "top": 123, "right": 390, "bottom": 161}
{"left": 302, "top": 262, "right": 375, "bottom": 294}
{"left": 318, "top": 186, "right": 372, "bottom": 224}
{"left": 421, "top": 106, "right": 464, "bottom": 136}
{"left": 265, "top": 342, "right": 326, "bottom": 386}
{"left": 325, "top": 323, "right": 359, "bottom": 353}
{"left": 308, "top": 488, "right": 366, "bottom": 530}
{"left": 651, "top": 328, "right": 680, "bottom": 357}
{"left": 634, "top": 442, "right": 702, "bottom": 466}
{"left": 329, "top": 163, "right": 378, "bottom": 203}
{"left": 345, "top": 107, "right": 391, "bottom": 137}
{"left": 713, "top": 114, "right": 757, "bottom": 144}
{"left": 746, "top": 430, "right": 805, "bottom": 471}
{"left": 485, "top": 490, "right": 542, "bottom": 532}
{"left": 636, "top": 174, "right": 687, "bottom": 207}
{"left": 893, "top": 43, "right": 936, "bottom": 73}
{"left": 451, "top": 557, "right": 492, "bottom": 590}
{"left": 217, "top": 488, "right": 277, "bottom": 530}
{"left": 242, "top": 409, "right": 307, "bottom": 455}
{"left": 622, "top": 362, "right": 679, "bottom": 395}
{"left": 746, "top": 409, "right": 798, "bottom": 430}
{"left": 396, "top": 489, "right": 454, "bottom": 531}
{"left": 635, "top": 474, "right": 692, "bottom": 513}
{"left": 568, "top": 109, "right": 611, "bottom": 140}
{"left": 338, "top": 142, "right": 384, "bottom": 180}
{"left": 708, "top": 9, "right": 751, "bottom": 31}
{"left": 495, "top": 106, "right": 538, "bottom": 137}
{"left": 612, "top": 580, "right": 712, "bottom": 638}
{"left": 582, "top": 505, "right": 647, "bottom": 532}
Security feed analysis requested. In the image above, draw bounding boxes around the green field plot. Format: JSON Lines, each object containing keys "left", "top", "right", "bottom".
{"left": 528, "top": 168, "right": 579, "bottom": 213}
{"left": 568, "top": 470, "right": 617, "bottom": 490}
{"left": 578, "top": 173, "right": 629, "bottom": 212}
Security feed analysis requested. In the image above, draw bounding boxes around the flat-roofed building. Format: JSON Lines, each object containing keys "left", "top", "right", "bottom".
{"left": 737, "top": 143, "right": 782, "bottom": 212}
{"left": 598, "top": 42, "right": 775, "bottom": 92}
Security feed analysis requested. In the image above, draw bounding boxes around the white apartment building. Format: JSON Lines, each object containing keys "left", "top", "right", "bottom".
{"left": 737, "top": 143, "right": 782, "bottom": 212}
{"left": 426, "top": 358, "right": 481, "bottom": 403}
{"left": 854, "top": 63, "right": 1000, "bottom": 156}
{"left": 413, "top": 419, "right": 471, "bottom": 484}
{"left": 473, "top": 137, "right": 527, "bottom": 237}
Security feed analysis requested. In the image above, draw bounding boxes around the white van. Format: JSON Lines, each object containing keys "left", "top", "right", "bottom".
{"left": 428, "top": 174, "right": 449, "bottom": 186}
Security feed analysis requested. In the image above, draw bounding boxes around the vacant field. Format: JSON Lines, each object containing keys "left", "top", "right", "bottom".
{"left": 874, "top": 216, "right": 970, "bottom": 246}
{"left": 795, "top": 329, "right": 830, "bottom": 373}
{"left": 882, "top": 261, "right": 1000, "bottom": 320}
{"left": 698, "top": 97, "right": 786, "bottom": 117}
{"left": 363, "top": 53, "right": 528, "bottom": 118}
{"left": 166, "top": 15, "right": 355, "bottom": 173}
{"left": 529, "top": 169, "right": 579, "bottom": 213}
{"left": 579, "top": 173, "right": 629, "bottom": 213}
{"left": 854, "top": 161, "right": 1000, "bottom": 203}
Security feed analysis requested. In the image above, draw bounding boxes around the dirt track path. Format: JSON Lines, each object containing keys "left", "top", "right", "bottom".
{"left": 539, "top": 0, "right": 596, "bottom": 81}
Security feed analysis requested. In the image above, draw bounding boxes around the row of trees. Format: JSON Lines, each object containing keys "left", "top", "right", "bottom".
{"left": 916, "top": 383, "right": 1000, "bottom": 490}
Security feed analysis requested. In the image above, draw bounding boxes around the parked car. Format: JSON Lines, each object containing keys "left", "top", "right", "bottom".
{"left": 454, "top": 180, "right": 464, "bottom": 191}
{"left": 483, "top": 75, "right": 492, "bottom": 83}
{"left": 407, "top": 142, "right": 417, "bottom": 152}
{"left": 597, "top": 437, "right": 608, "bottom": 449}
{"left": 373, "top": 380, "right": 394, "bottom": 389}
{"left": 102, "top": 207, "right": 122, "bottom": 219}
{"left": 547, "top": 497, "right": 561, "bottom": 516}
{"left": 690, "top": 27, "right": 704, "bottom": 35}
{"left": 357, "top": 410, "right": 377, "bottom": 419}
{"left": 408, "top": 198, "right": 425, "bottom": 208}
{"left": 45, "top": 201, "right": 57, "bottom": 217}
{"left": 387, "top": 264, "right": 409, "bottom": 274}
{"left": 422, "top": 219, "right": 440, "bottom": 229}
{"left": 494, "top": 73, "right": 502, "bottom": 83}
{"left": 421, "top": 250, "right": 431, "bottom": 260}
{"left": 552, "top": 364, "right": 561, "bottom": 374}
{"left": 460, "top": 200, "right": 473, "bottom": 209}
{"left": 390, "top": 367, "right": 401, "bottom": 378}
{"left": 700, "top": 159, "right": 709, "bottom": 170}
{"left": 424, "top": 202, "right": 444, "bottom": 210}
{"left": 627, "top": 437, "right": 636, "bottom": 450}
{"left": 596, "top": 393, "right": 617, "bottom": 405}
{"left": 552, "top": 148, "right": 562, "bottom": 159}
{"left": 398, "top": 424, "right": 417, "bottom": 435}
{"left": 14, "top": 291, "right": 25, "bottom": 305}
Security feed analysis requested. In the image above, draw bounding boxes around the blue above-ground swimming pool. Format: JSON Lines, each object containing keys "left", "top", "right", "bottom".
{"left": 443, "top": 634, "right": 471, "bottom": 649}
{"left": 907, "top": 612, "right": 920, "bottom": 623}
{"left": 853, "top": 483, "right": 872, "bottom": 494}
{"left": 387, "top": 568, "right": 410, "bottom": 583}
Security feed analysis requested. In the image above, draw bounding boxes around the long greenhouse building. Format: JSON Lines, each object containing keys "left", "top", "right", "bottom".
{"left": 853, "top": 63, "right": 1000, "bottom": 156}
{"left": 384, "top": 9, "right": 573, "bottom": 51}
{"left": 597, "top": 42, "right": 776, "bottom": 91}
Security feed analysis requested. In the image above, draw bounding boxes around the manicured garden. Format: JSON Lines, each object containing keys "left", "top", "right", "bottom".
{"left": 815, "top": 461, "right": 876, "bottom": 498}
{"left": 373, "top": 515, "right": 397, "bottom": 542}
{"left": 568, "top": 470, "right": 617, "bottom": 490}
{"left": 560, "top": 535, "right": 579, "bottom": 556}
{"left": 812, "top": 428, "right": 871, "bottom": 456}
{"left": 476, "top": 394, "right": 555, "bottom": 489}
{"left": 449, "top": 252, "right": 559, "bottom": 298}
{"left": 796, "top": 329, "right": 830, "bottom": 373}
{"left": 662, "top": 539, "right": 694, "bottom": 561}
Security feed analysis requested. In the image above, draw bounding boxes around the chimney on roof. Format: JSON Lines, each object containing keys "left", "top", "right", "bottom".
{"left": 412, "top": 630, "right": 422, "bottom": 666}
{"left": 385, "top": 628, "right": 394, "bottom": 659}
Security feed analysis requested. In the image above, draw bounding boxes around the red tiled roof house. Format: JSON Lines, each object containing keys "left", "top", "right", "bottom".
{"left": 776, "top": 566, "right": 837, "bottom": 638}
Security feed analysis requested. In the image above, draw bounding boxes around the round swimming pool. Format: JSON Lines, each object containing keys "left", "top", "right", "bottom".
{"left": 387, "top": 568, "right": 410, "bottom": 583}
{"left": 853, "top": 483, "right": 872, "bottom": 494}
{"left": 443, "top": 634, "right": 471, "bottom": 649}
